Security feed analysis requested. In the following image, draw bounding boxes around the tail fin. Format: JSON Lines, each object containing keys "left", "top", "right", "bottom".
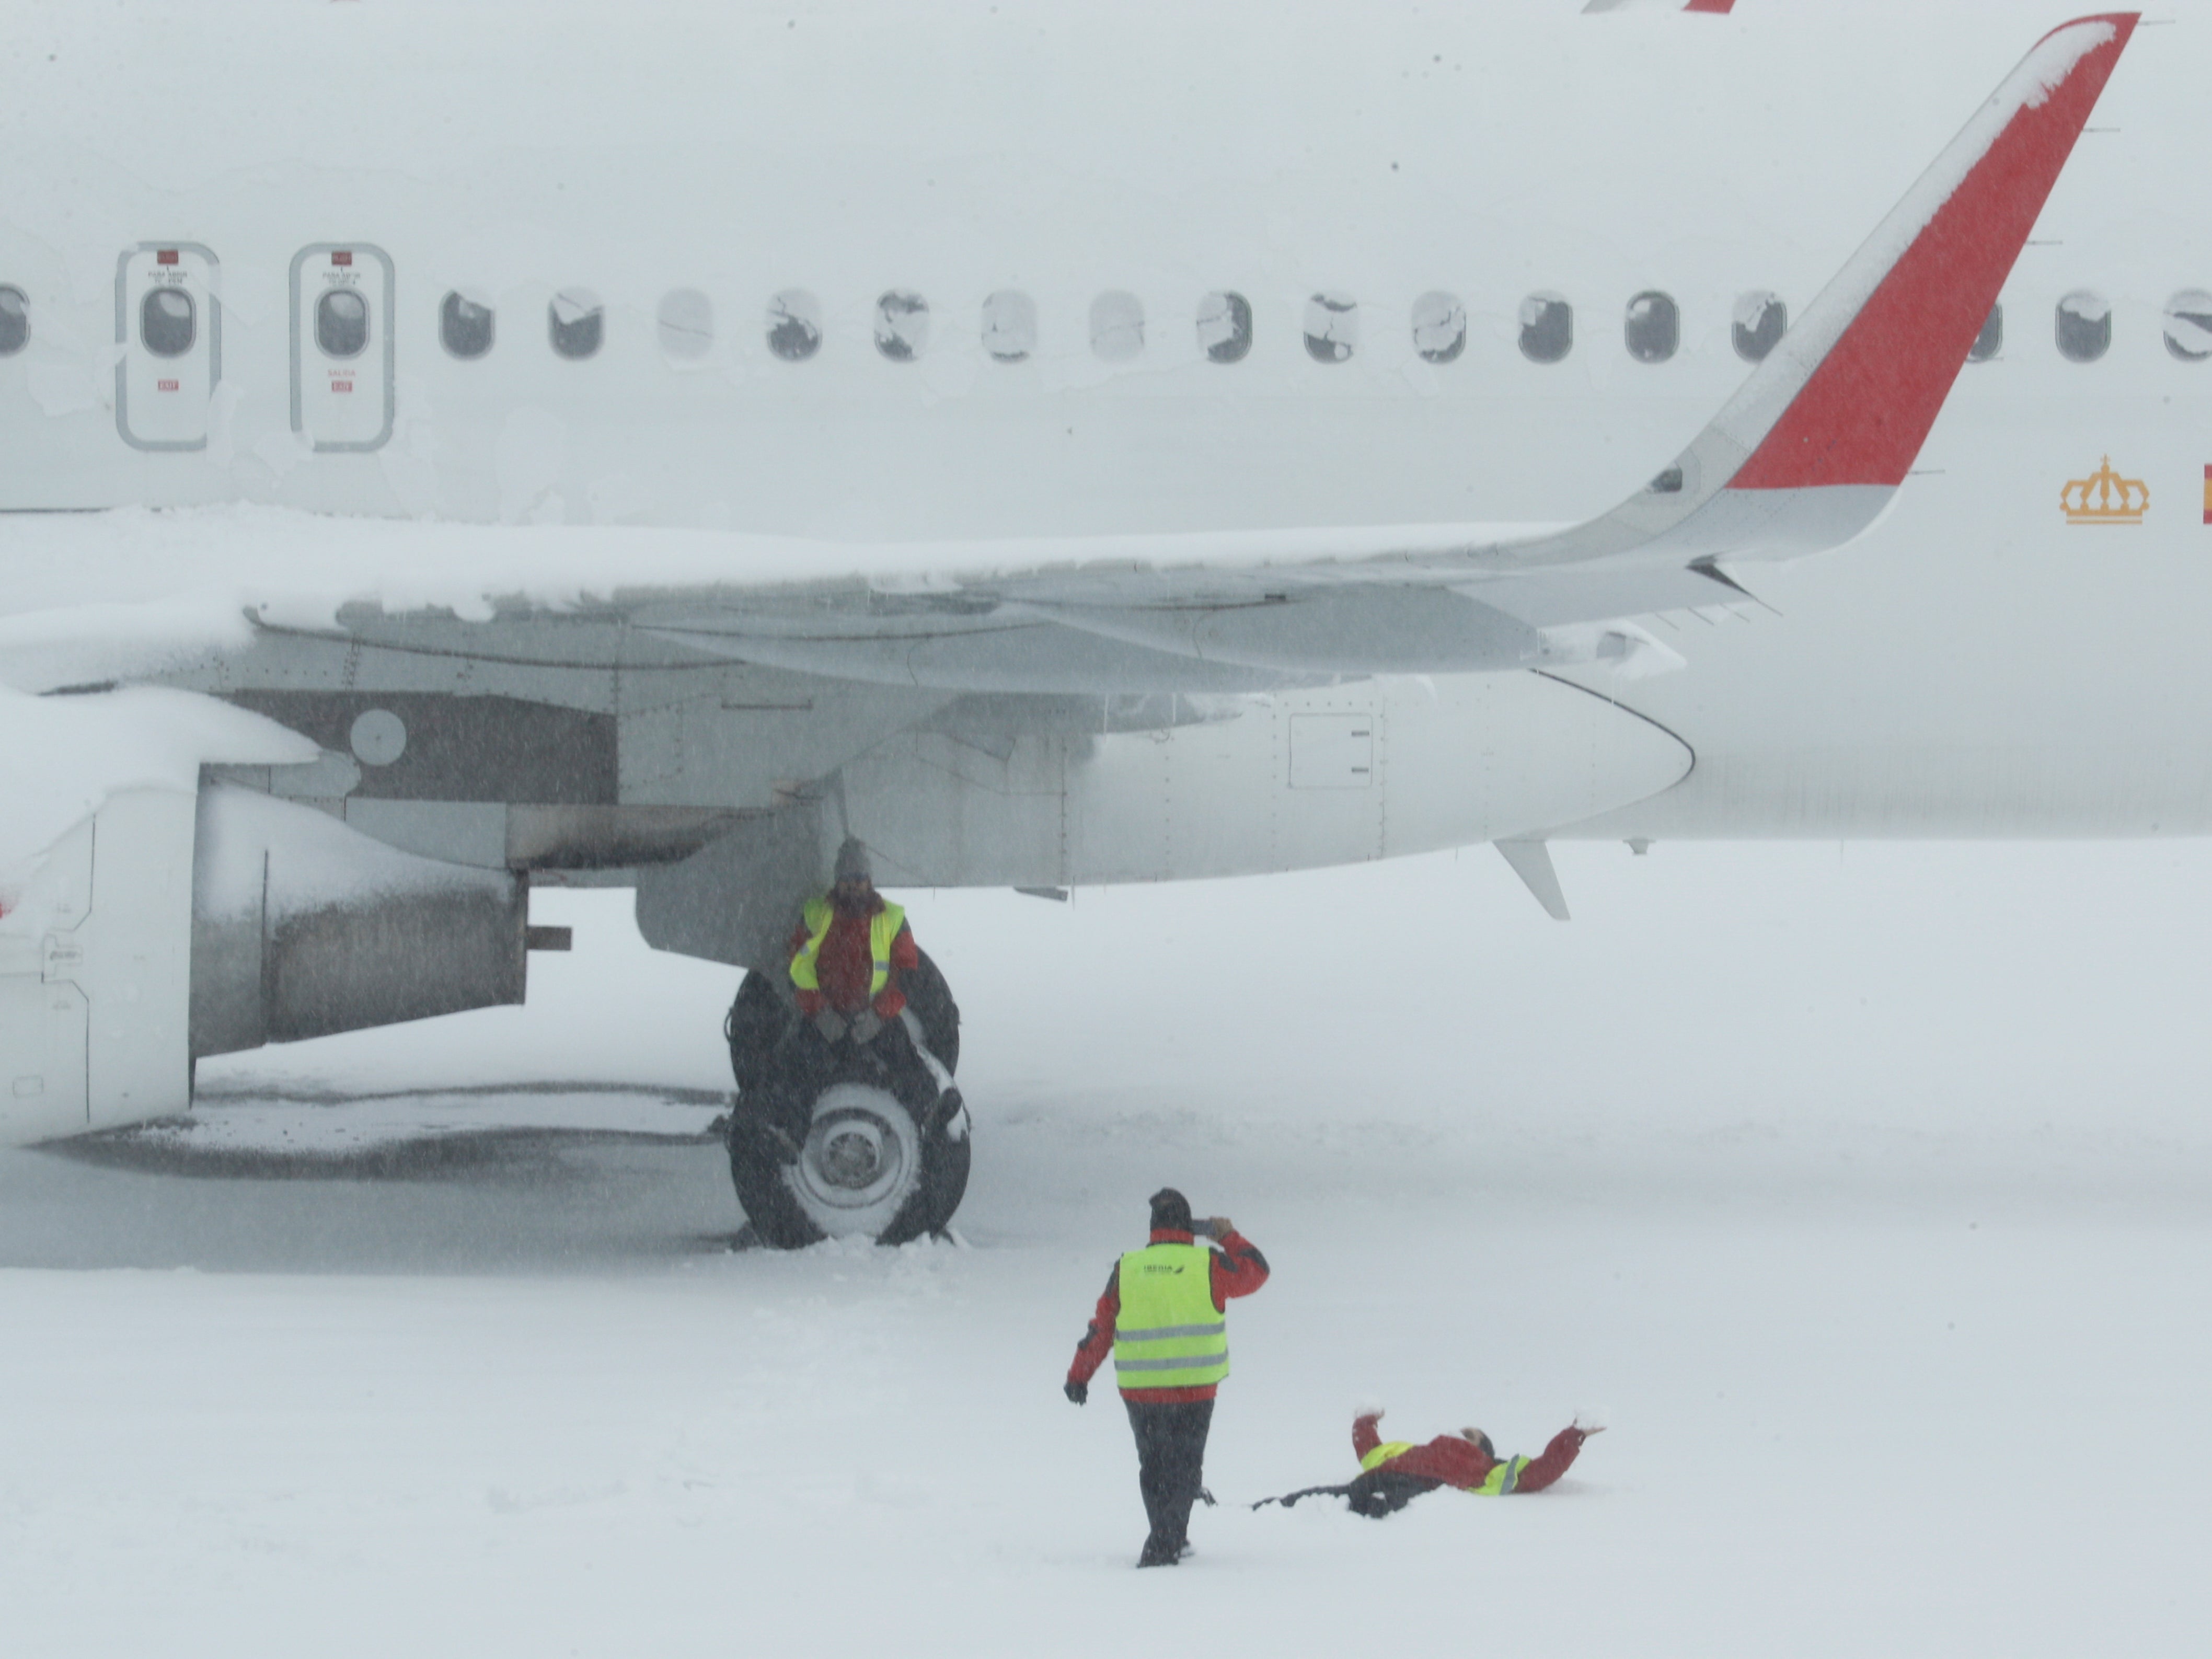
{"left": 1512, "top": 15, "right": 2138, "bottom": 574}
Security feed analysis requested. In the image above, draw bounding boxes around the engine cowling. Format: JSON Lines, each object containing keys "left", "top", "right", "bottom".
{"left": 0, "top": 783, "right": 527, "bottom": 1148}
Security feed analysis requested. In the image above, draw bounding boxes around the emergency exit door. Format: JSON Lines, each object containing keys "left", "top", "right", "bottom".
{"left": 291, "top": 244, "right": 395, "bottom": 451}
{"left": 116, "top": 243, "right": 220, "bottom": 451}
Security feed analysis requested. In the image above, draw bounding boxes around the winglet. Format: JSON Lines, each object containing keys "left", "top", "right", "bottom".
{"left": 1504, "top": 15, "right": 2138, "bottom": 578}
{"left": 1726, "top": 14, "right": 2137, "bottom": 492}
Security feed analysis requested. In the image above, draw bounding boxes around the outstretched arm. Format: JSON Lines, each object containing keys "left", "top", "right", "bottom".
{"left": 1512, "top": 1426, "right": 1593, "bottom": 1494}
{"left": 1352, "top": 1411, "right": 1385, "bottom": 1461}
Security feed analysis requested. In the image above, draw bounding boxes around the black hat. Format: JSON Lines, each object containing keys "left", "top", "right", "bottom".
{"left": 833, "top": 837, "right": 873, "bottom": 884}
{"left": 1148, "top": 1188, "right": 1192, "bottom": 1232}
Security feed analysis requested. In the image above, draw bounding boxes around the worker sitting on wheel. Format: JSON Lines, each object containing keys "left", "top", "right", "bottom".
{"left": 765, "top": 837, "right": 938, "bottom": 1151}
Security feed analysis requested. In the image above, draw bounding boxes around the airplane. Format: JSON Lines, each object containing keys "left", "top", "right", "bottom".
{"left": 0, "top": 2, "right": 2184, "bottom": 1242}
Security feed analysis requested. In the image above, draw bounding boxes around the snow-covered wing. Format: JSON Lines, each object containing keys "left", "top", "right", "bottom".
{"left": 0, "top": 16, "right": 2138, "bottom": 704}
{"left": 637, "top": 14, "right": 2137, "bottom": 689}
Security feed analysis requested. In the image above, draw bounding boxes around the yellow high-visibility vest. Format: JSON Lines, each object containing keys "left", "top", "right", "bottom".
{"left": 1112, "top": 1242, "right": 1230, "bottom": 1389}
{"left": 1360, "top": 1440, "right": 1530, "bottom": 1494}
{"left": 789, "top": 896, "right": 906, "bottom": 1000}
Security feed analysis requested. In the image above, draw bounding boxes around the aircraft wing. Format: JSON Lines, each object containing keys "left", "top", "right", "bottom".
{"left": 0, "top": 13, "right": 2135, "bottom": 710}
{"left": 624, "top": 13, "right": 2135, "bottom": 693}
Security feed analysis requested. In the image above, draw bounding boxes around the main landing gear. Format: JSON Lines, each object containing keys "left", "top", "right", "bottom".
{"left": 721, "top": 952, "right": 970, "bottom": 1248}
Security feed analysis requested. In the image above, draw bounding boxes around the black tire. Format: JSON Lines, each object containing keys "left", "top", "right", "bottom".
{"left": 727, "top": 1081, "right": 970, "bottom": 1247}
{"left": 904, "top": 949, "right": 961, "bottom": 1076}
{"left": 723, "top": 970, "right": 789, "bottom": 1100}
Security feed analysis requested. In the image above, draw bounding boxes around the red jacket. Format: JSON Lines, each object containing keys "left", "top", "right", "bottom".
{"left": 787, "top": 894, "right": 919, "bottom": 1019}
{"left": 1351, "top": 1411, "right": 1587, "bottom": 1494}
{"left": 1067, "top": 1228, "right": 1270, "bottom": 1404}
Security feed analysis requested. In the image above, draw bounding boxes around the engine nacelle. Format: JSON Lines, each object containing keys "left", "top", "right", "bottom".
{"left": 1, "top": 783, "right": 526, "bottom": 1148}
{"left": 189, "top": 785, "right": 527, "bottom": 1056}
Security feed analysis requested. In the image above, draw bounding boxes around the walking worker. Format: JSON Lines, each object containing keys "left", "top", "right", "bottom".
{"left": 1253, "top": 1409, "right": 1600, "bottom": 1518}
{"left": 1065, "top": 1188, "right": 1269, "bottom": 1567}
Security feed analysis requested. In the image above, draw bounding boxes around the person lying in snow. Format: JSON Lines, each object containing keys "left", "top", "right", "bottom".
{"left": 1252, "top": 1410, "right": 1600, "bottom": 1517}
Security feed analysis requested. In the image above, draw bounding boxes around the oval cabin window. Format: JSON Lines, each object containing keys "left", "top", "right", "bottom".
{"left": 1968, "top": 303, "right": 2004, "bottom": 363}
{"left": 767, "top": 291, "right": 822, "bottom": 362}
{"left": 1410, "top": 291, "right": 1466, "bottom": 364}
{"left": 549, "top": 290, "right": 604, "bottom": 360}
{"left": 0, "top": 285, "right": 28, "bottom": 355}
{"left": 1196, "top": 292, "right": 1252, "bottom": 364}
{"left": 1625, "top": 291, "right": 1678, "bottom": 364}
{"left": 657, "top": 289, "right": 713, "bottom": 361}
{"left": 2163, "top": 291, "right": 2212, "bottom": 363}
{"left": 1303, "top": 292, "right": 1357, "bottom": 363}
{"left": 440, "top": 290, "right": 495, "bottom": 360}
{"left": 2055, "top": 291, "right": 2110, "bottom": 363}
{"left": 1732, "top": 292, "right": 1785, "bottom": 362}
{"left": 142, "top": 287, "right": 196, "bottom": 358}
{"left": 981, "top": 290, "right": 1036, "bottom": 363}
{"left": 874, "top": 291, "right": 930, "bottom": 362}
{"left": 1519, "top": 293, "right": 1572, "bottom": 364}
{"left": 315, "top": 288, "right": 370, "bottom": 359}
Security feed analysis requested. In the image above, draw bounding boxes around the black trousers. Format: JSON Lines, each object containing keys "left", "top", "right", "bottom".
{"left": 1124, "top": 1397, "right": 1214, "bottom": 1556}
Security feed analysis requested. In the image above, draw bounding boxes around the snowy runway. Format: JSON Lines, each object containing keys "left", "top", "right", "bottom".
{"left": 5, "top": 844, "right": 2210, "bottom": 1655}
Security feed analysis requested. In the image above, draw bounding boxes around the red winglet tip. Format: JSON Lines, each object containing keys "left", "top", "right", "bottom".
{"left": 1729, "top": 14, "right": 2137, "bottom": 493}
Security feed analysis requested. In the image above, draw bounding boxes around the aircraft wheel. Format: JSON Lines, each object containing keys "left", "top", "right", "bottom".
{"left": 728, "top": 1081, "right": 969, "bottom": 1248}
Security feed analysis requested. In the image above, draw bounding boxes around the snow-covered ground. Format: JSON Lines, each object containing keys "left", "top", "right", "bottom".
{"left": 5, "top": 841, "right": 2210, "bottom": 1656}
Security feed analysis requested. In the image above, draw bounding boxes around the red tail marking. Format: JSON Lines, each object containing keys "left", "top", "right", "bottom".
{"left": 1684, "top": 1, "right": 1736, "bottom": 13}
{"left": 1732, "top": 16, "right": 2136, "bottom": 492}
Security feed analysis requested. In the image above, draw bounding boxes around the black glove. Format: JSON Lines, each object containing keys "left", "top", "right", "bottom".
{"left": 812, "top": 1007, "right": 847, "bottom": 1043}
{"left": 1064, "top": 1380, "right": 1088, "bottom": 1406}
{"left": 849, "top": 1009, "right": 883, "bottom": 1045}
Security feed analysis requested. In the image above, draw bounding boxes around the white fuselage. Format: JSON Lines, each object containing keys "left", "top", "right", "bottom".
{"left": 4, "top": 0, "right": 2209, "bottom": 838}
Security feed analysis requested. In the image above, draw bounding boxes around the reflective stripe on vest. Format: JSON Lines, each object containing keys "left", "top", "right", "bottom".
{"left": 1476, "top": 1456, "right": 1529, "bottom": 1495}
{"left": 1360, "top": 1441, "right": 1527, "bottom": 1493}
{"left": 789, "top": 896, "right": 905, "bottom": 1000}
{"left": 1112, "top": 1242, "right": 1229, "bottom": 1389}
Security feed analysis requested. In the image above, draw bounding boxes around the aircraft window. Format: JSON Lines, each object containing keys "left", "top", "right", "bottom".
{"left": 314, "top": 288, "right": 370, "bottom": 360}
{"left": 1625, "top": 291, "right": 1678, "bottom": 364}
{"left": 657, "top": 289, "right": 713, "bottom": 360}
{"left": 548, "top": 289, "right": 604, "bottom": 360}
{"left": 1968, "top": 304, "right": 2003, "bottom": 362}
{"left": 440, "top": 290, "right": 495, "bottom": 360}
{"left": 1518, "top": 292, "right": 1572, "bottom": 363}
{"left": 142, "top": 287, "right": 196, "bottom": 358}
{"left": 1196, "top": 291, "right": 1252, "bottom": 364}
{"left": 1732, "top": 291, "right": 1786, "bottom": 362}
{"left": 1303, "top": 292, "right": 1357, "bottom": 363}
{"left": 1090, "top": 291, "right": 1145, "bottom": 362}
{"left": 981, "top": 290, "right": 1035, "bottom": 362}
{"left": 874, "top": 290, "right": 929, "bottom": 362}
{"left": 1411, "top": 291, "right": 1466, "bottom": 364}
{"left": 0, "top": 285, "right": 27, "bottom": 355}
{"left": 2163, "top": 291, "right": 2212, "bottom": 362}
{"left": 2055, "top": 291, "right": 2110, "bottom": 363}
{"left": 767, "top": 290, "right": 822, "bottom": 361}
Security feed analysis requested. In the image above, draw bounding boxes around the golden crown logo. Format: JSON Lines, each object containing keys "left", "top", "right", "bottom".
{"left": 2061, "top": 456, "right": 2149, "bottom": 524}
